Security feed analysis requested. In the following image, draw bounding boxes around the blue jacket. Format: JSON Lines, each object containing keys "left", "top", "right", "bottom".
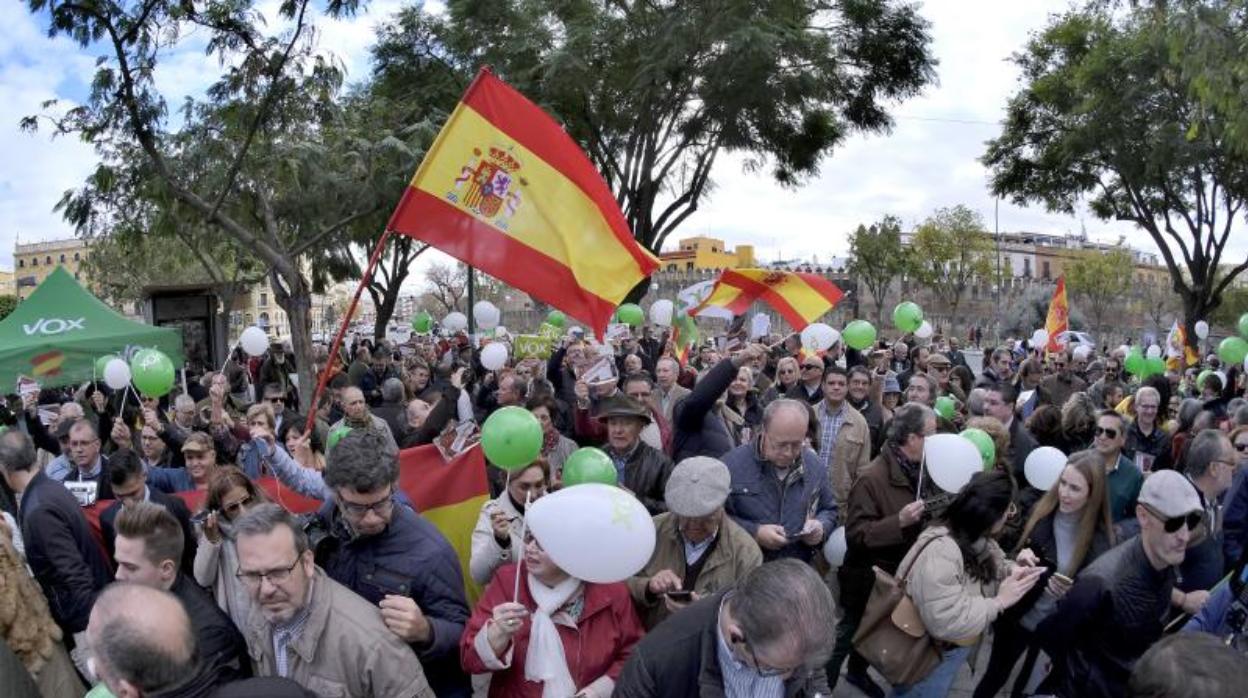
{"left": 18, "top": 470, "right": 112, "bottom": 633}
{"left": 1185, "top": 582, "right": 1236, "bottom": 637}
{"left": 1223, "top": 468, "right": 1248, "bottom": 565}
{"left": 722, "top": 441, "right": 838, "bottom": 563}
{"left": 316, "top": 500, "right": 471, "bottom": 697}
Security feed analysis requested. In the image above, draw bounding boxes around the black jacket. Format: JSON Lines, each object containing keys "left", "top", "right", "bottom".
{"left": 18, "top": 469, "right": 112, "bottom": 633}
{"left": 171, "top": 574, "right": 250, "bottom": 679}
{"left": 1037, "top": 537, "right": 1176, "bottom": 698}
{"left": 672, "top": 359, "right": 738, "bottom": 462}
{"left": 615, "top": 441, "right": 675, "bottom": 516}
{"left": 1007, "top": 511, "right": 1112, "bottom": 622}
{"left": 615, "top": 591, "right": 828, "bottom": 698}
{"left": 100, "top": 487, "right": 198, "bottom": 575}
{"left": 1007, "top": 417, "right": 1039, "bottom": 484}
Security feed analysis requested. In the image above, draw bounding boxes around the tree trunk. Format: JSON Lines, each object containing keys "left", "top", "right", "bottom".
{"left": 372, "top": 287, "right": 401, "bottom": 344}
{"left": 270, "top": 269, "right": 317, "bottom": 414}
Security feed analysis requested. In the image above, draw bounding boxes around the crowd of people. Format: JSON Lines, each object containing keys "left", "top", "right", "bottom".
{"left": 1, "top": 323, "right": 1247, "bottom": 698}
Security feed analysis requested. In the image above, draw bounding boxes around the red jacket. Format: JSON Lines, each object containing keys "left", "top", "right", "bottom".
{"left": 460, "top": 563, "right": 644, "bottom": 697}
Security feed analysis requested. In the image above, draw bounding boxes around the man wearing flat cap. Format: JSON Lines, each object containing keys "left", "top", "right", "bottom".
{"left": 597, "top": 393, "right": 674, "bottom": 515}
{"left": 628, "top": 457, "right": 763, "bottom": 629}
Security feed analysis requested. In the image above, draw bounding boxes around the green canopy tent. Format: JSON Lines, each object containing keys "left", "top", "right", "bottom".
{"left": 0, "top": 267, "right": 184, "bottom": 390}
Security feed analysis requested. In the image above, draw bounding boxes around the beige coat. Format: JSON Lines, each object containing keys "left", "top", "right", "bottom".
{"left": 627, "top": 512, "right": 763, "bottom": 630}
{"left": 244, "top": 568, "right": 434, "bottom": 698}
{"left": 826, "top": 404, "right": 872, "bottom": 512}
{"left": 469, "top": 492, "right": 525, "bottom": 586}
{"left": 651, "top": 384, "right": 691, "bottom": 426}
{"left": 898, "top": 526, "right": 1012, "bottom": 645}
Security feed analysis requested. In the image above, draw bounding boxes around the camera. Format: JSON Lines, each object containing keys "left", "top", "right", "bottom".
{"left": 300, "top": 512, "right": 340, "bottom": 566}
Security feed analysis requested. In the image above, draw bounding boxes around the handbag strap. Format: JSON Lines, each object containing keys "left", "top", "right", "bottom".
{"left": 898, "top": 533, "right": 946, "bottom": 590}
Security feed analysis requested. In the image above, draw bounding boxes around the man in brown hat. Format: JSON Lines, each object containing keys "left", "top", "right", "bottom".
{"left": 628, "top": 457, "right": 762, "bottom": 629}
{"left": 597, "top": 393, "right": 674, "bottom": 515}
{"left": 925, "top": 352, "right": 965, "bottom": 403}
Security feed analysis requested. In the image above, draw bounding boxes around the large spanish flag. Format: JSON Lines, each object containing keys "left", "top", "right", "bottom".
{"left": 688, "top": 268, "right": 843, "bottom": 331}
{"left": 1045, "top": 276, "right": 1069, "bottom": 353}
{"left": 387, "top": 68, "right": 659, "bottom": 337}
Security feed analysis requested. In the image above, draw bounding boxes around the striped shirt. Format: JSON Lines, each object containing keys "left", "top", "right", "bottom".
{"left": 715, "top": 598, "right": 784, "bottom": 698}
{"left": 816, "top": 401, "right": 847, "bottom": 470}
{"left": 272, "top": 594, "right": 313, "bottom": 678}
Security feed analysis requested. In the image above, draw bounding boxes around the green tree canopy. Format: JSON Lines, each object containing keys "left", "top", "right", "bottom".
{"left": 1065, "top": 246, "right": 1134, "bottom": 340}
{"left": 909, "top": 205, "right": 996, "bottom": 323}
{"left": 846, "top": 215, "right": 909, "bottom": 325}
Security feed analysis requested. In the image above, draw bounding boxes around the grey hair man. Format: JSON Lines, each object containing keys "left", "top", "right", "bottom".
{"left": 616, "top": 559, "right": 835, "bottom": 697}
{"left": 330, "top": 386, "right": 398, "bottom": 454}
{"left": 1178, "top": 429, "right": 1236, "bottom": 594}
{"left": 233, "top": 504, "right": 434, "bottom": 698}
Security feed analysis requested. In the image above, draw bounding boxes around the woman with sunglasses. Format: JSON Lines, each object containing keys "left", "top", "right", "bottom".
{"left": 193, "top": 466, "right": 269, "bottom": 627}
{"left": 973, "top": 451, "right": 1115, "bottom": 698}
{"left": 889, "top": 471, "right": 1045, "bottom": 697}
{"left": 460, "top": 528, "right": 644, "bottom": 697}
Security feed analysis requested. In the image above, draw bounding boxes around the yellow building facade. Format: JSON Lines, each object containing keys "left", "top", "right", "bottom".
{"left": 0, "top": 269, "right": 14, "bottom": 297}
{"left": 12, "top": 238, "right": 91, "bottom": 300}
{"left": 659, "top": 236, "right": 756, "bottom": 271}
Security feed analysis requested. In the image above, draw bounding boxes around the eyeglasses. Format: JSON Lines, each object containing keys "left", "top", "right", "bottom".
{"left": 236, "top": 557, "right": 302, "bottom": 587}
{"left": 222, "top": 495, "right": 253, "bottom": 517}
{"left": 732, "top": 633, "right": 794, "bottom": 678}
{"left": 779, "top": 368, "right": 796, "bottom": 375}
{"left": 1235, "top": 443, "right": 1248, "bottom": 453}
{"left": 338, "top": 493, "right": 395, "bottom": 518}
{"left": 1142, "top": 503, "right": 1202, "bottom": 534}
{"left": 266, "top": 397, "right": 285, "bottom": 404}
{"left": 802, "top": 364, "right": 821, "bottom": 371}
{"left": 1093, "top": 426, "right": 1119, "bottom": 439}
{"left": 933, "top": 366, "right": 950, "bottom": 372}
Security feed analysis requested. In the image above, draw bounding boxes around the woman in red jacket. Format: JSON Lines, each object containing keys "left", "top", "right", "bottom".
{"left": 460, "top": 530, "right": 644, "bottom": 697}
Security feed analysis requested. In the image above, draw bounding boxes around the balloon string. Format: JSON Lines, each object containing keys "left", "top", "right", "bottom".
{"left": 512, "top": 489, "right": 532, "bottom": 604}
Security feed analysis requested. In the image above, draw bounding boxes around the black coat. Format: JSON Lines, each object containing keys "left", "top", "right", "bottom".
{"left": 18, "top": 469, "right": 112, "bottom": 634}
{"left": 615, "top": 591, "right": 829, "bottom": 698}
{"left": 617, "top": 441, "right": 675, "bottom": 516}
{"left": 100, "top": 488, "right": 198, "bottom": 576}
{"left": 1007, "top": 511, "right": 1112, "bottom": 622}
{"left": 1007, "top": 417, "right": 1039, "bottom": 485}
{"left": 672, "top": 359, "right": 738, "bottom": 462}
{"left": 171, "top": 574, "right": 250, "bottom": 678}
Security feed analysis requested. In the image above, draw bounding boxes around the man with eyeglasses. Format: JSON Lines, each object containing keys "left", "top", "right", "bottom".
{"left": 1038, "top": 348, "right": 1088, "bottom": 408}
{"left": 723, "top": 399, "right": 837, "bottom": 563}
{"left": 64, "top": 419, "right": 115, "bottom": 500}
{"left": 308, "top": 429, "right": 471, "bottom": 696}
{"left": 1038, "top": 470, "right": 1203, "bottom": 698}
{"left": 616, "top": 559, "right": 834, "bottom": 697}
{"left": 924, "top": 352, "right": 965, "bottom": 403}
{"left": 234, "top": 503, "right": 434, "bottom": 697}
{"left": 1094, "top": 410, "right": 1144, "bottom": 525}
{"left": 1124, "top": 386, "right": 1173, "bottom": 474}
{"left": 1177, "top": 429, "right": 1237, "bottom": 595}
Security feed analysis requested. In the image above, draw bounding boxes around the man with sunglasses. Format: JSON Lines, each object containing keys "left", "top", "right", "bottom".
{"left": 1037, "top": 348, "right": 1088, "bottom": 409}
{"left": 1038, "top": 470, "right": 1203, "bottom": 698}
{"left": 786, "top": 356, "right": 826, "bottom": 405}
{"left": 1093, "top": 410, "right": 1144, "bottom": 525}
{"left": 309, "top": 429, "right": 471, "bottom": 696}
{"left": 1177, "top": 429, "right": 1237, "bottom": 595}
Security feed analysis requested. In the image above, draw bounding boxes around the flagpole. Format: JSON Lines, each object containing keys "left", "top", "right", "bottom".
{"left": 467, "top": 265, "right": 476, "bottom": 336}
{"left": 304, "top": 230, "right": 393, "bottom": 435}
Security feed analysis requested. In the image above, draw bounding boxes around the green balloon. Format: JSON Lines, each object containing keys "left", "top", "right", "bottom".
{"left": 411, "top": 311, "right": 433, "bottom": 334}
{"left": 1197, "top": 369, "right": 1215, "bottom": 391}
{"left": 1239, "top": 312, "right": 1248, "bottom": 339}
{"left": 934, "top": 395, "right": 957, "bottom": 421}
{"left": 892, "top": 301, "right": 923, "bottom": 333}
{"left": 616, "top": 303, "right": 645, "bottom": 327}
{"left": 546, "top": 310, "right": 567, "bottom": 328}
{"left": 1217, "top": 336, "right": 1248, "bottom": 366}
{"left": 842, "top": 320, "right": 877, "bottom": 350}
{"left": 1144, "top": 356, "right": 1166, "bottom": 378}
{"left": 1124, "top": 349, "right": 1145, "bottom": 376}
{"left": 327, "top": 425, "right": 352, "bottom": 452}
{"left": 95, "top": 354, "right": 118, "bottom": 379}
{"left": 561, "top": 447, "right": 618, "bottom": 487}
{"left": 129, "top": 349, "right": 175, "bottom": 397}
{"left": 960, "top": 428, "right": 996, "bottom": 470}
{"left": 481, "top": 406, "right": 543, "bottom": 471}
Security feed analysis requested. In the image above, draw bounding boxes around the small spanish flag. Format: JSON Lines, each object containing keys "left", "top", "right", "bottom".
{"left": 671, "top": 311, "right": 700, "bottom": 367}
{"left": 688, "top": 269, "right": 843, "bottom": 331}
{"left": 1045, "top": 276, "right": 1069, "bottom": 353}
{"left": 387, "top": 68, "right": 659, "bottom": 337}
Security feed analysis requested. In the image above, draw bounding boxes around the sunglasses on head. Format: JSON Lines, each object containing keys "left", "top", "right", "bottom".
{"left": 1144, "top": 504, "right": 1202, "bottom": 534}
{"left": 1094, "top": 426, "right": 1119, "bottom": 439}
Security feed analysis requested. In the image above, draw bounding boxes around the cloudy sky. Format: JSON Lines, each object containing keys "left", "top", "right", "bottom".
{"left": 1, "top": 0, "right": 1239, "bottom": 277}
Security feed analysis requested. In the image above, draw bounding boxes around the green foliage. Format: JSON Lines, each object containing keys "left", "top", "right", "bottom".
{"left": 847, "top": 215, "right": 910, "bottom": 324}
{"left": 372, "top": 0, "right": 936, "bottom": 255}
{"left": 1065, "top": 246, "right": 1135, "bottom": 337}
{"left": 983, "top": 2, "right": 1248, "bottom": 351}
{"left": 0, "top": 295, "right": 16, "bottom": 322}
{"left": 909, "top": 205, "right": 996, "bottom": 318}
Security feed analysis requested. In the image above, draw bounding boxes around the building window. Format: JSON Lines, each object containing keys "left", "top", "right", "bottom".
{"left": 1023, "top": 258, "right": 1031, "bottom": 278}
{"left": 59, "top": 254, "right": 66, "bottom": 263}
{"left": 74, "top": 252, "right": 80, "bottom": 261}
{"left": 18, "top": 259, "right": 23, "bottom": 268}
{"left": 686, "top": 262, "right": 694, "bottom": 271}
{"left": 1042, "top": 261, "right": 1051, "bottom": 280}
{"left": 259, "top": 293, "right": 268, "bottom": 307}
{"left": 259, "top": 312, "right": 270, "bottom": 328}
{"left": 45, "top": 256, "right": 51, "bottom": 265}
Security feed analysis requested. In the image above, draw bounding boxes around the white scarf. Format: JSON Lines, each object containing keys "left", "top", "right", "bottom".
{"left": 524, "top": 573, "right": 582, "bottom": 697}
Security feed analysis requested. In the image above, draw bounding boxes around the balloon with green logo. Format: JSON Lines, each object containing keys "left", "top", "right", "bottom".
{"left": 1123, "top": 347, "right": 1145, "bottom": 376}
{"left": 546, "top": 310, "right": 567, "bottom": 328}
{"left": 561, "top": 447, "right": 618, "bottom": 487}
{"left": 129, "top": 349, "right": 175, "bottom": 397}
{"left": 892, "top": 302, "right": 923, "bottom": 333}
{"left": 1217, "top": 336, "right": 1248, "bottom": 366}
{"left": 934, "top": 395, "right": 956, "bottom": 421}
{"left": 481, "top": 406, "right": 543, "bottom": 471}
{"left": 1144, "top": 356, "right": 1166, "bottom": 378}
{"left": 410, "top": 311, "right": 433, "bottom": 334}
{"left": 842, "top": 320, "right": 877, "bottom": 351}
{"left": 616, "top": 303, "right": 645, "bottom": 328}
{"left": 326, "top": 425, "right": 352, "bottom": 452}
{"left": 960, "top": 428, "right": 996, "bottom": 470}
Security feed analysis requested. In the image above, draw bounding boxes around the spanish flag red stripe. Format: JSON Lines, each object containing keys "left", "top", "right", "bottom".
{"left": 691, "top": 269, "right": 844, "bottom": 331}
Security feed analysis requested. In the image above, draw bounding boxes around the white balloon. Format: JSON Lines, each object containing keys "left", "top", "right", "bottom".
{"left": 526, "top": 483, "right": 656, "bottom": 583}
{"left": 480, "top": 342, "right": 509, "bottom": 371}
{"left": 924, "top": 434, "right": 983, "bottom": 494}
{"left": 443, "top": 312, "right": 469, "bottom": 333}
{"left": 914, "top": 320, "right": 934, "bottom": 339}
{"left": 473, "top": 301, "right": 501, "bottom": 330}
{"left": 1117, "top": 344, "right": 1131, "bottom": 357}
{"left": 494, "top": 325, "right": 508, "bottom": 338}
{"left": 649, "top": 300, "right": 675, "bottom": 328}
{"left": 1073, "top": 345, "right": 1092, "bottom": 362}
{"left": 1195, "top": 320, "right": 1210, "bottom": 340}
{"left": 823, "top": 526, "right": 848, "bottom": 567}
{"left": 103, "top": 358, "right": 132, "bottom": 390}
{"left": 239, "top": 326, "right": 269, "bottom": 357}
{"left": 801, "top": 323, "right": 839, "bottom": 351}
{"left": 1024, "top": 446, "right": 1067, "bottom": 491}
{"left": 1146, "top": 344, "right": 1162, "bottom": 360}
{"left": 1031, "top": 329, "right": 1049, "bottom": 348}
